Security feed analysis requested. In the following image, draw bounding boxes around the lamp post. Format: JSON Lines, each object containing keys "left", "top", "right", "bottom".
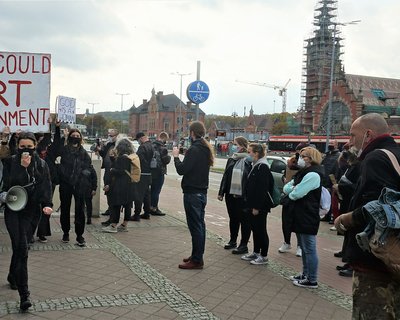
{"left": 88, "top": 102, "right": 98, "bottom": 137}
{"left": 232, "top": 111, "right": 237, "bottom": 140}
{"left": 325, "top": 20, "right": 360, "bottom": 152}
{"left": 116, "top": 93, "right": 130, "bottom": 134}
{"left": 171, "top": 72, "right": 192, "bottom": 142}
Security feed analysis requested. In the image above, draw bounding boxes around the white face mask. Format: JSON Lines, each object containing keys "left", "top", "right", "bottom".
{"left": 297, "top": 157, "right": 306, "bottom": 168}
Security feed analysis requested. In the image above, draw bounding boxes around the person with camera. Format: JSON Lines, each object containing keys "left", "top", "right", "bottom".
{"left": 1, "top": 132, "right": 53, "bottom": 311}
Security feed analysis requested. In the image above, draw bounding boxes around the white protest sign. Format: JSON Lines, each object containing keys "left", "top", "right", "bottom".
{"left": 0, "top": 51, "right": 51, "bottom": 132}
{"left": 57, "top": 95, "right": 76, "bottom": 123}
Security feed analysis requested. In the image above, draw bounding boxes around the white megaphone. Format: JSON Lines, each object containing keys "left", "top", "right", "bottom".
{"left": 0, "top": 186, "right": 28, "bottom": 211}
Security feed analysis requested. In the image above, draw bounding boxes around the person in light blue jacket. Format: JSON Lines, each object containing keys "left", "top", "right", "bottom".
{"left": 283, "top": 146, "right": 324, "bottom": 289}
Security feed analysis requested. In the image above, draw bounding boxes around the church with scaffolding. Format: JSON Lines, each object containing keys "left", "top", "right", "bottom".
{"left": 300, "top": 0, "right": 400, "bottom": 135}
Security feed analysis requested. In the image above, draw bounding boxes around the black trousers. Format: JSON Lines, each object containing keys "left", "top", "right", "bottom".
{"left": 225, "top": 194, "right": 251, "bottom": 246}
{"left": 59, "top": 183, "right": 85, "bottom": 239}
{"left": 5, "top": 207, "right": 35, "bottom": 297}
{"left": 134, "top": 175, "right": 151, "bottom": 215}
{"left": 110, "top": 204, "right": 132, "bottom": 223}
{"left": 250, "top": 211, "right": 269, "bottom": 257}
{"left": 281, "top": 203, "right": 298, "bottom": 245}
{"left": 84, "top": 197, "right": 93, "bottom": 220}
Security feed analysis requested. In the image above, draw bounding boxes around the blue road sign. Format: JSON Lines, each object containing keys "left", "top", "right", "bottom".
{"left": 187, "top": 80, "right": 210, "bottom": 104}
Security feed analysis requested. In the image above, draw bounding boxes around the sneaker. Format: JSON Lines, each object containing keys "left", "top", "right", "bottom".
{"left": 250, "top": 255, "right": 268, "bottom": 265}
{"left": 75, "top": 237, "right": 86, "bottom": 247}
{"left": 86, "top": 218, "right": 92, "bottom": 225}
{"left": 151, "top": 209, "right": 166, "bottom": 216}
{"left": 278, "top": 242, "right": 291, "bottom": 253}
{"left": 293, "top": 278, "right": 318, "bottom": 289}
{"left": 61, "top": 234, "right": 69, "bottom": 243}
{"left": 329, "top": 226, "right": 337, "bottom": 231}
{"left": 296, "top": 246, "right": 302, "bottom": 257}
{"left": 290, "top": 273, "right": 307, "bottom": 281}
{"left": 140, "top": 214, "right": 150, "bottom": 220}
{"left": 102, "top": 225, "right": 117, "bottom": 233}
{"left": 117, "top": 225, "right": 128, "bottom": 232}
{"left": 38, "top": 236, "right": 47, "bottom": 243}
{"left": 224, "top": 241, "right": 237, "bottom": 250}
{"left": 241, "top": 252, "right": 259, "bottom": 261}
{"left": 130, "top": 215, "right": 141, "bottom": 222}
{"left": 101, "top": 220, "right": 111, "bottom": 226}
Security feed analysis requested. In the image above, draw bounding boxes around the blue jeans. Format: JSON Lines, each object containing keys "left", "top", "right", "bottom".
{"left": 183, "top": 193, "right": 207, "bottom": 263}
{"left": 297, "top": 233, "right": 319, "bottom": 282}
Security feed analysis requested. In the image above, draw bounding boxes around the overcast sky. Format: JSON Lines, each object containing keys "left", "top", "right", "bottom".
{"left": 1, "top": 0, "right": 399, "bottom": 116}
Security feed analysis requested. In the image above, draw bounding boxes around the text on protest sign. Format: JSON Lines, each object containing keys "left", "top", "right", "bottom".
{"left": 0, "top": 51, "right": 51, "bottom": 132}
{"left": 57, "top": 96, "right": 76, "bottom": 123}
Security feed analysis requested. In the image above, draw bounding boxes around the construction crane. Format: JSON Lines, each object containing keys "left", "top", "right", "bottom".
{"left": 236, "top": 78, "right": 291, "bottom": 113}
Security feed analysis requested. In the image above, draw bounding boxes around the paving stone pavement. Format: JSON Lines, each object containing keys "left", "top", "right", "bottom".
{"left": 0, "top": 209, "right": 351, "bottom": 320}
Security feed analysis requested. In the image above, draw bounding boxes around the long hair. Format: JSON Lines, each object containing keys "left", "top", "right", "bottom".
{"left": 115, "top": 138, "right": 133, "bottom": 156}
{"left": 189, "top": 121, "right": 214, "bottom": 166}
{"left": 67, "top": 128, "right": 83, "bottom": 145}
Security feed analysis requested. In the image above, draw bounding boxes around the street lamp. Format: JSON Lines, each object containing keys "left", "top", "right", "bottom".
{"left": 325, "top": 20, "right": 360, "bottom": 152}
{"left": 171, "top": 72, "right": 192, "bottom": 142}
{"left": 232, "top": 111, "right": 238, "bottom": 140}
{"left": 88, "top": 102, "right": 98, "bottom": 137}
{"left": 116, "top": 93, "right": 130, "bottom": 134}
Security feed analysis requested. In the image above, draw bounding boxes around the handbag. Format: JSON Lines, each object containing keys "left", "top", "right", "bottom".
{"left": 267, "top": 184, "right": 281, "bottom": 208}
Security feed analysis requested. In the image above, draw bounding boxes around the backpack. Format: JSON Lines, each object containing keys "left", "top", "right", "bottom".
{"left": 150, "top": 148, "right": 162, "bottom": 170}
{"left": 124, "top": 154, "right": 141, "bottom": 183}
{"left": 319, "top": 186, "right": 331, "bottom": 218}
{"left": 267, "top": 183, "right": 281, "bottom": 208}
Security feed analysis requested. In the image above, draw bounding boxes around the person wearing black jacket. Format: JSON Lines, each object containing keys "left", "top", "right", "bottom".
{"left": 49, "top": 125, "right": 92, "bottom": 246}
{"left": 218, "top": 136, "right": 252, "bottom": 254}
{"left": 173, "top": 121, "right": 214, "bottom": 269}
{"left": 131, "top": 132, "right": 154, "bottom": 221}
{"left": 1, "top": 132, "right": 53, "bottom": 311}
{"left": 334, "top": 113, "right": 400, "bottom": 319}
{"left": 150, "top": 132, "right": 171, "bottom": 216}
{"left": 240, "top": 143, "right": 273, "bottom": 265}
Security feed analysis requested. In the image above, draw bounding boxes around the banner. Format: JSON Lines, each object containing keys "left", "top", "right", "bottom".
{"left": 0, "top": 51, "right": 51, "bottom": 132}
{"left": 57, "top": 95, "right": 76, "bottom": 123}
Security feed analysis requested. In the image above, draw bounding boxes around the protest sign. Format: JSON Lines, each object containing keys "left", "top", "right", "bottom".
{"left": 57, "top": 95, "right": 76, "bottom": 123}
{"left": 0, "top": 51, "right": 51, "bottom": 132}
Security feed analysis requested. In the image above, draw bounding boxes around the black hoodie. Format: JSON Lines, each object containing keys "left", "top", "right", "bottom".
{"left": 174, "top": 139, "right": 211, "bottom": 194}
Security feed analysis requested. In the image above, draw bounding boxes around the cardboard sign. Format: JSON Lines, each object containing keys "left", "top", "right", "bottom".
{"left": 0, "top": 51, "right": 51, "bottom": 132}
{"left": 57, "top": 95, "right": 76, "bottom": 123}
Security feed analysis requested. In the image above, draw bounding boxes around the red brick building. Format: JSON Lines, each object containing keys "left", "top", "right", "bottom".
{"left": 129, "top": 88, "right": 205, "bottom": 140}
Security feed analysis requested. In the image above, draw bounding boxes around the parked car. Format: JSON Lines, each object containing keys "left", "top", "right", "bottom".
{"left": 266, "top": 155, "right": 290, "bottom": 192}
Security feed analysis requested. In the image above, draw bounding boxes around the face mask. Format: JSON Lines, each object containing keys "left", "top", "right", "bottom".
{"left": 297, "top": 157, "right": 306, "bottom": 168}
{"left": 246, "top": 155, "right": 254, "bottom": 163}
{"left": 18, "top": 147, "right": 35, "bottom": 156}
{"left": 68, "top": 136, "right": 81, "bottom": 145}
{"left": 357, "top": 132, "right": 368, "bottom": 158}
{"left": 231, "top": 145, "right": 238, "bottom": 153}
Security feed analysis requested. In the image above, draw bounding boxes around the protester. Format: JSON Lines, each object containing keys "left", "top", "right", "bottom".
{"left": 284, "top": 146, "right": 324, "bottom": 289}
{"left": 1, "top": 132, "right": 53, "bottom": 311}
{"left": 102, "top": 138, "right": 140, "bottom": 232}
{"left": 240, "top": 143, "right": 273, "bottom": 265}
{"left": 131, "top": 132, "right": 153, "bottom": 221}
{"left": 334, "top": 113, "right": 400, "bottom": 318}
{"left": 218, "top": 136, "right": 252, "bottom": 255}
{"left": 97, "top": 129, "right": 119, "bottom": 225}
{"left": 172, "top": 121, "right": 214, "bottom": 269}
{"left": 49, "top": 125, "right": 92, "bottom": 246}
{"left": 150, "top": 132, "right": 171, "bottom": 216}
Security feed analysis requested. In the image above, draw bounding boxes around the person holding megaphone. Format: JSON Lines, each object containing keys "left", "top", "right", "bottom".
{"left": 1, "top": 131, "right": 53, "bottom": 311}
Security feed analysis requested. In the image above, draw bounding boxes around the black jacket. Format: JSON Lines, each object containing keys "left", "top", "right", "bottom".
{"left": 99, "top": 141, "right": 116, "bottom": 169}
{"left": 321, "top": 149, "right": 340, "bottom": 188}
{"left": 219, "top": 153, "right": 252, "bottom": 198}
{"left": 174, "top": 139, "right": 211, "bottom": 194}
{"left": 347, "top": 135, "right": 400, "bottom": 271}
{"left": 245, "top": 159, "right": 274, "bottom": 212}
{"left": 2, "top": 153, "right": 53, "bottom": 210}
{"left": 137, "top": 140, "right": 154, "bottom": 174}
{"left": 289, "top": 165, "right": 324, "bottom": 235}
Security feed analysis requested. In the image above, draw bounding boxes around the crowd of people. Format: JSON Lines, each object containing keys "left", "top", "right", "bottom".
{"left": 0, "top": 114, "right": 399, "bottom": 318}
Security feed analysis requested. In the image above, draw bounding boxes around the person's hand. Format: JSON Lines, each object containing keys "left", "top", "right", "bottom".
{"left": 55, "top": 119, "right": 62, "bottom": 127}
{"left": 217, "top": 195, "right": 223, "bottom": 201}
{"left": 63, "top": 128, "right": 69, "bottom": 138}
{"left": 172, "top": 147, "right": 179, "bottom": 157}
{"left": 252, "top": 208, "right": 259, "bottom": 216}
{"left": 334, "top": 212, "right": 353, "bottom": 234}
{"left": 2, "top": 126, "right": 11, "bottom": 136}
{"left": 20, "top": 153, "right": 31, "bottom": 168}
{"left": 103, "top": 185, "right": 110, "bottom": 192}
{"left": 42, "top": 207, "right": 53, "bottom": 215}
{"left": 91, "top": 190, "right": 96, "bottom": 196}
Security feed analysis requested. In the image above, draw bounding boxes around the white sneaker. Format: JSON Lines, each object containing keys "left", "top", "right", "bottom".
{"left": 102, "top": 225, "right": 117, "bottom": 233}
{"left": 241, "top": 252, "right": 259, "bottom": 261}
{"left": 330, "top": 226, "right": 337, "bottom": 231}
{"left": 296, "top": 246, "right": 302, "bottom": 257}
{"left": 278, "top": 243, "right": 291, "bottom": 253}
{"left": 250, "top": 255, "right": 268, "bottom": 265}
{"left": 117, "top": 225, "right": 128, "bottom": 232}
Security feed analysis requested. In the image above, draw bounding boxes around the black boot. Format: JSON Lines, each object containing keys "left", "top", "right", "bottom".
{"left": 20, "top": 293, "right": 32, "bottom": 311}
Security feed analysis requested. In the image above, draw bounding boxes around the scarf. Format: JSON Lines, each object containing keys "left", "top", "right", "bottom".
{"left": 229, "top": 152, "right": 248, "bottom": 196}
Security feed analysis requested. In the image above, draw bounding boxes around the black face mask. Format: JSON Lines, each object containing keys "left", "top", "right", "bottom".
{"left": 68, "top": 137, "right": 81, "bottom": 145}
{"left": 18, "top": 148, "right": 35, "bottom": 156}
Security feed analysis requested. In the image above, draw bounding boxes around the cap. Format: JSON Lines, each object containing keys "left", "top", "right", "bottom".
{"left": 135, "top": 132, "right": 145, "bottom": 140}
